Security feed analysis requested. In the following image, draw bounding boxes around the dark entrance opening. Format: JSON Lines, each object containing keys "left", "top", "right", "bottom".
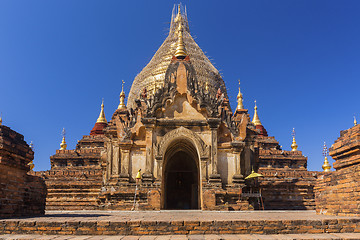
{"left": 164, "top": 151, "right": 199, "bottom": 209}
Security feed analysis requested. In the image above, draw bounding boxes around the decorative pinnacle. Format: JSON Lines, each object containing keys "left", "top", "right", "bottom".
{"left": 174, "top": 23, "right": 187, "bottom": 58}
{"left": 60, "top": 128, "right": 67, "bottom": 150}
{"left": 236, "top": 79, "right": 244, "bottom": 110}
{"left": 322, "top": 142, "right": 331, "bottom": 172}
{"left": 29, "top": 141, "right": 34, "bottom": 151}
{"left": 354, "top": 116, "right": 357, "bottom": 126}
{"left": 252, "top": 100, "right": 262, "bottom": 126}
{"left": 96, "top": 99, "right": 107, "bottom": 123}
{"left": 118, "top": 80, "right": 127, "bottom": 110}
{"left": 0, "top": 112, "right": 2, "bottom": 126}
{"left": 174, "top": 4, "right": 182, "bottom": 22}
{"left": 291, "top": 128, "right": 298, "bottom": 151}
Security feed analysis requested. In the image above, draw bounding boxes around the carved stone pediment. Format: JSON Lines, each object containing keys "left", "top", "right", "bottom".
{"left": 155, "top": 126, "right": 209, "bottom": 160}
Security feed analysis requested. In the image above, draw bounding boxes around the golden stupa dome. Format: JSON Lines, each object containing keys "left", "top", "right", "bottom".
{"left": 127, "top": 4, "right": 228, "bottom": 109}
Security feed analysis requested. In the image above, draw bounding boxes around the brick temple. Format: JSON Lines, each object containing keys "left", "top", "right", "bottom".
{"left": 2, "top": 4, "right": 360, "bottom": 239}
{"left": 33, "top": 6, "right": 316, "bottom": 210}
{"left": 31, "top": 5, "right": 319, "bottom": 211}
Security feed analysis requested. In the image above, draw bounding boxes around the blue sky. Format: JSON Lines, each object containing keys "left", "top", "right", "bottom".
{"left": 0, "top": 1, "right": 359, "bottom": 171}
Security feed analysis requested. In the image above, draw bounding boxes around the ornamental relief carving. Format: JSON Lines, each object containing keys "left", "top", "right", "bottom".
{"left": 155, "top": 126, "right": 210, "bottom": 160}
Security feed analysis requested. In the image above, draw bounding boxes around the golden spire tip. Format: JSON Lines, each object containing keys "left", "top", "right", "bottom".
{"left": 252, "top": 100, "right": 262, "bottom": 126}
{"left": 60, "top": 128, "right": 67, "bottom": 150}
{"left": 354, "top": 115, "right": 357, "bottom": 126}
{"left": 236, "top": 79, "right": 244, "bottom": 110}
{"left": 175, "top": 4, "right": 182, "bottom": 22}
{"left": 291, "top": 128, "right": 298, "bottom": 151}
{"left": 0, "top": 113, "right": 2, "bottom": 126}
{"left": 118, "top": 80, "right": 127, "bottom": 110}
{"left": 96, "top": 99, "right": 107, "bottom": 123}
{"left": 322, "top": 142, "right": 331, "bottom": 172}
{"left": 174, "top": 21, "right": 187, "bottom": 58}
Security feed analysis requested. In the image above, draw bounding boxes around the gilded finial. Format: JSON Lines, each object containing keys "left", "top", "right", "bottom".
{"left": 291, "top": 128, "right": 298, "bottom": 151}
{"left": 174, "top": 23, "right": 187, "bottom": 58}
{"left": 236, "top": 79, "right": 244, "bottom": 110}
{"left": 0, "top": 113, "right": 2, "bottom": 126}
{"left": 60, "top": 128, "right": 67, "bottom": 150}
{"left": 322, "top": 142, "right": 331, "bottom": 172}
{"left": 252, "top": 100, "right": 262, "bottom": 126}
{"left": 118, "top": 80, "right": 126, "bottom": 110}
{"left": 354, "top": 116, "right": 357, "bottom": 126}
{"left": 174, "top": 4, "right": 182, "bottom": 22}
{"left": 97, "top": 99, "right": 107, "bottom": 123}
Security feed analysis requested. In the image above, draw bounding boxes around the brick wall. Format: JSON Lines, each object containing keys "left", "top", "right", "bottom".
{"left": 315, "top": 124, "right": 360, "bottom": 216}
{"left": 0, "top": 125, "right": 46, "bottom": 218}
{"left": 259, "top": 169, "right": 317, "bottom": 210}
{"left": 35, "top": 168, "right": 102, "bottom": 210}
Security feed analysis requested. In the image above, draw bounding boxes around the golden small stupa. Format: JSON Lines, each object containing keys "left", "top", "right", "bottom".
{"left": 236, "top": 80, "right": 244, "bottom": 110}
{"left": 118, "top": 80, "right": 127, "bottom": 110}
{"left": 252, "top": 100, "right": 262, "bottom": 126}
{"left": 97, "top": 99, "right": 107, "bottom": 123}
{"left": 291, "top": 128, "right": 298, "bottom": 151}
{"left": 322, "top": 142, "right": 331, "bottom": 172}
{"left": 174, "top": 20, "right": 187, "bottom": 58}
{"left": 60, "top": 128, "right": 67, "bottom": 150}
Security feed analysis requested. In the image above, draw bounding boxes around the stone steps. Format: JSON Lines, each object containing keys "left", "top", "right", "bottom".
{"left": 1, "top": 233, "right": 360, "bottom": 240}
{"left": 1, "top": 216, "right": 360, "bottom": 236}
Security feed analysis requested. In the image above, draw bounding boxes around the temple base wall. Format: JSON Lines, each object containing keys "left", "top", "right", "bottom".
{"left": 35, "top": 168, "right": 102, "bottom": 210}
{"left": 259, "top": 169, "right": 317, "bottom": 210}
{"left": 0, "top": 125, "right": 46, "bottom": 218}
{"left": 315, "top": 124, "right": 360, "bottom": 216}
{"left": 315, "top": 165, "right": 360, "bottom": 216}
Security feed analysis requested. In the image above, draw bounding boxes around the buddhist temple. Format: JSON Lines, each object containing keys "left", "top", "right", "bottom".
{"left": 37, "top": 4, "right": 317, "bottom": 211}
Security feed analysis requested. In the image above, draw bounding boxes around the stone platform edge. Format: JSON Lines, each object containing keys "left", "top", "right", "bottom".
{"left": 1, "top": 218, "right": 360, "bottom": 235}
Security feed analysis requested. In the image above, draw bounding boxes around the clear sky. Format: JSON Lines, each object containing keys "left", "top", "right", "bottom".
{"left": 0, "top": 0, "right": 359, "bottom": 171}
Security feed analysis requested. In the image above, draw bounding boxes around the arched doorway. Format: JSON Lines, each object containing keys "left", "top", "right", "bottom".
{"left": 163, "top": 141, "right": 200, "bottom": 210}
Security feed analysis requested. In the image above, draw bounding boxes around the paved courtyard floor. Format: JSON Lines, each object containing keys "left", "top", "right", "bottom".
{"left": 3, "top": 210, "right": 358, "bottom": 222}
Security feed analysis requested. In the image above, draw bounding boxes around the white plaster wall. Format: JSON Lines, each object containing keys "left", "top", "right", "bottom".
{"left": 218, "top": 151, "right": 236, "bottom": 184}
{"left": 130, "top": 150, "right": 146, "bottom": 179}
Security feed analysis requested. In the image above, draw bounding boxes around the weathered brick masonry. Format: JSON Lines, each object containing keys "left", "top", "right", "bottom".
{"left": 256, "top": 136, "right": 317, "bottom": 210}
{"left": 315, "top": 124, "right": 360, "bottom": 216}
{"left": 0, "top": 125, "right": 46, "bottom": 218}
{"left": 1, "top": 217, "right": 360, "bottom": 235}
{"left": 35, "top": 135, "right": 105, "bottom": 210}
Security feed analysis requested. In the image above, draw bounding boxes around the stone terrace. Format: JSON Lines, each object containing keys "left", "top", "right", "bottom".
{"left": 1, "top": 211, "right": 360, "bottom": 236}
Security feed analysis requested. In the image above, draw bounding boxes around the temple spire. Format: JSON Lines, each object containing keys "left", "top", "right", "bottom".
{"left": 322, "top": 142, "right": 331, "bottom": 172}
{"left": 236, "top": 79, "right": 244, "bottom": 110}
{"left": 291, "top": 128, "right": 298, "bottom": 151}
{"left": 174, "top": 4, "right": 182, "bottom": 23}
{"left": 354, "top": 115, "right": 357, "bottom": 126}
{"left": 118, "top": 80, "right": 126, "bottom": 110}
{"left": 252, "top": 100, "right": 262, "bottom": 126}
{"left": 175, "top": 23, "right": 187, "bottom": 58}
{"left": 97, "top": 99, "right": 107, "bottom": 123}
{"left": 60, "top": 128, "right": 67, "bottom": 150}
{"left": 0, "top": 113, "right": 2, "bottom": 126}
